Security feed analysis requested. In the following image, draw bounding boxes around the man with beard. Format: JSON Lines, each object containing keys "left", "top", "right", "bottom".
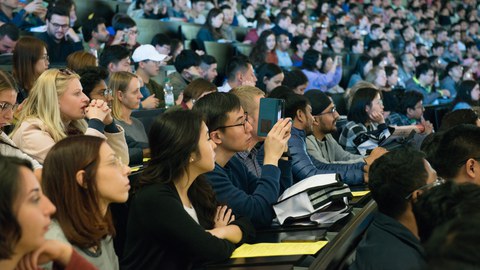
{"left": 82, "top": 16, "right": 110, "bottom": 56}
{"left": 270, "top": 90, "right": 383, "bottom": 185}
{"left": 305, "top": 90, "right": 386, "bottom": 166}
{"left": 37, "top": 5, "right": 83, "bottom": 64}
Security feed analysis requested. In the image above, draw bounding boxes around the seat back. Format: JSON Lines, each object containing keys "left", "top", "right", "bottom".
{"left": 203, "top": 41, "right": 235, "bottom": 77}
{"left": 131, "top": 108, "right": 165, "bottom": 134}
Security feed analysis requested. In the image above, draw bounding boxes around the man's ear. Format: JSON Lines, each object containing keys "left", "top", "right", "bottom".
{"left": 406, "top": 107, "right": 414, "bottom": 117}
{"left": 108, "top": 62, "right": 115, "bottom": 73}
{"left": 75, "top": 170, "right": 87, "bottom": 188}
{"left": 465, "top": 158, "right": 477, "bottom": 179}
{"left": 296, "top": 109, "right": 305, "bottom": 123}
{"left": 209, "top": 131, "right": 222, "bottom": 145}
{"left": 263, "top": 76, "right": 269, "bottom": 85}
{"left": 236, "top": 71, "right": 243, "bottom": 84}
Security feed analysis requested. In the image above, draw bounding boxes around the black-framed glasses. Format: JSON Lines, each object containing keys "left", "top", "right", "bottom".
{"left": 404, "top": 177, "right": 446, "bottom": 200}
{"left": 315, "top": 106, "right": 336, "bottom": 116}
{"left": 0, "top": 102, "right": 18, "bottom": 112}
{"left": 51, "top": 22, "right": 69, "bottom": 29}
{"left": 213, "top": 112, "right": 249, "bottom": 131}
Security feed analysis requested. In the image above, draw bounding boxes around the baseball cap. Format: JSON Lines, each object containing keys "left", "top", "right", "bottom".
{"left": 132, "top": 44, "right": 168, "bottom": 63}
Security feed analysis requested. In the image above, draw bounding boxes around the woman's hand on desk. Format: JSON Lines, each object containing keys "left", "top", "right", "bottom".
{"left": 214, "top": 205, "right": 235, "bottom": 228}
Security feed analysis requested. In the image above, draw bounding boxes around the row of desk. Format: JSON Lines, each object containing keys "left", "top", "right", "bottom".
{"left": 115, "top": 169, "right": 376, "bottom": 270}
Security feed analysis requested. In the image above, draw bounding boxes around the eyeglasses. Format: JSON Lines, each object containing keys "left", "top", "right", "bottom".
{"left": 315, "top": 106, "right": 336, "bottom": 116}
{"left": 100, "top": 88, "right": 113, "bottom": 97}
{"left": 51, "top": 22, "right": 70, "bottom": 29}
{"left": 40, "top": 54, "right": 49, "bottom": 61}
{"left": 404, "top": 177, "right": 446, "bottom": 200}
{"left": 0, "top": 102, "right": 18, "bottom": 112}
{"left": 213, "top": 112, "right": 249, "bottom": 131}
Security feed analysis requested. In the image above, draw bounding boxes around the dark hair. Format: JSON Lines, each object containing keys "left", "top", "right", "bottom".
{"left": 204, "top": 8, "right": 224, "bottom": 40}
{"left": 268, "top": 92, "right": 308, "bottom": 119}
{"left": 440, "top": 109, "right": 479, "bottom": 131}
{"left": 0, "top": 23, "right": 19, "bottom": 41}
{"left": 12, "top": 36, "right": 47, "bottom": 92}
{"left": 200, "top": 54, "right": 217, "bottom": 66}
{"left": 141, "top": 110, "right": 218, "bottom": 228}
{"left": 98, "top": 45, "right": 130, "bottom": 68}
{"left": 301, "top": 49, "right": 320, "bottom": 71}
{"left": 174, "top": 49, "right": 201, "bottom": 73}
{"left": 282, "top": 69, "right": 308, "bottom": 89}
{"left": 112, "top": 15, "right": 136, "bottom": 31}
{"left": 348, "top": 87, "right": 381, "bottom": 124}
{"left": 225, "top": 55, "right": 251, "bottom": 81}
{"left": 193, "top": 92, "right": 242, "bottom": 132}
{"left": 434, "top": 124, "right": 480, "bottom": 179}
{"left": 151, "top": 33, "right": 172, "bottom": 47}
{"left": 82, "top": 17, "right": 106, "bottom": 42}
{"left": 413, "top": 181, "right": 480, "bottom": 242}
{"left": 77, "top": 66, "right": 109, "bottom": 98}
{"left": 398, "top": 91, "right": 424, "bottom": 115}
{"left": 0, "top": 156, "right": 33, "bottom": 260}
{"left": 46, "top": 4, "right": 70, "bottom": 21}
{"left": 425, "top": 215, "right": 480, "bottom": 269}
{"left": 42, "top": 136, "right": 114, "bottom": 249}
{"left": 275, "top": 12, "right": 291, "bottom": 25}
{"left": 352, "top": 54, "right": 372, "bottom": 78}
{"left": 369, "top": 148, "right": 428, "bottom": 218}
{"left": 372, "top": 51, "right": 388, "bottom": 66}
{"left": 249, "top": 29, "right": 275, "bottom": 68}
{"left": 415, "top": 63, "right": 433, "bottom": 78}
{"left": 255, "top": 63, "right": 283, "bottom": 93}
{"left": 182, "top": 78, "right": 216, "bottom": 103}
{"left": 454, "top": 80, "right": 479, "bottom": 107}
{"left": 269, "top": 85, "right": 294, "bottom": 97}
{"left": 291, "top": 34, "right": 308, "bottom": 52}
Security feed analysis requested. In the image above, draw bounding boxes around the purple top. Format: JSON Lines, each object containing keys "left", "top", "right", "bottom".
{"left": 303, "top": 66, "right": 342, "bottom": 92}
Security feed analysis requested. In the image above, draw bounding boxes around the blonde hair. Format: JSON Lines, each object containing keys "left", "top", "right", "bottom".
{"left": 230, "top": 86, "right": 265, "bottom": 115}
{"left": 109, "top": 71, "right": 138, "bottom": 120}
{"left": 66, "top": 51, "right": 97, "bottom": 72}
{"left": 12, "top": 69, "right": 87, "bottom": 142}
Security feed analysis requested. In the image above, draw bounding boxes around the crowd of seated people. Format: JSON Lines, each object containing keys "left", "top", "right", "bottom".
{"left": 1, "top": 0, "right": 480, "bottom": 269}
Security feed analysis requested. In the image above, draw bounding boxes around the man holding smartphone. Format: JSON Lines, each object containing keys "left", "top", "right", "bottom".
{"left": 37, "top": 4, "right": 82, "bottom": 64}
{"left": 193, "top": 92, "right": 293, "bottom": 228}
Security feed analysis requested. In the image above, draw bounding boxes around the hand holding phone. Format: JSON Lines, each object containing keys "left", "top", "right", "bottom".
{"left": 257, "top": 98, "right": 285, "bottom": 137}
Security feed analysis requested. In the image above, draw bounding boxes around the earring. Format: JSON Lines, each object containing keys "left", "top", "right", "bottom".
{"left": 190, "top": 158, "right": 194, "bottom": 162}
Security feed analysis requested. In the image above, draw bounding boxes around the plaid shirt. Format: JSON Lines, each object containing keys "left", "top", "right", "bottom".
{"left": 386, "top": 113, "right": 417, "bottom": 126}
{"left": 339, "top": 121, "right": 387, "bottom": 154}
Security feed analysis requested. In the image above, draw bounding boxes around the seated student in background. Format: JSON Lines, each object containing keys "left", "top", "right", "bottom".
{"left": 197, "top": 8, "right": 227, "bottom": 50}
{"left": 428, "top": 125, "right": 480, "bottom": 185}
{"left": 387, "top": 91, "right": 434, "bottom": 134}
{"left": 98, "top": 45, "right": 132, "bottom": 74}
{"left": 413, "top": 181, "right": 480, "bottom": 244}
{"left": 339, "top": 87, "right": 388, "bottom": 154}
{"left": 405, "top": 63, "right": 450, "bottom": 105}
{"left": 304, "top": 90, "right": 386, "bottom": 166}
{"left": 11, "top": 69, "right": 128, "bottom": 164}
{"left": 0, "top": 156, "right": 97, "bottom": 270}
{"left": 255, "top": 63, "right": 284, "bottom": 95}
{"left": 168, "top": 50, "right": 203, "bottom": 100}
{"left": 12, "top": 36, "right": 49, "bottom": 104}
{"left": 108, "top": 15, "right": 139, "bottom": 54}
{"left": 122, "top": 110, "right": 254, "bottom": 269}
{"left": 78, "top": 66, "right": 112, "bottom": 105}
{"left": 42, "top": 136, "right": 130, "bottom": 269}
{"left": 249, "top": 30, "right": 278, "bottom": 68}
{"left": 218, "top": 56, "right": 258, "bottom": 93}
{"left": 301, "top": 50, "right": 342, "bottom": 93}
{"left": 110, "top": 71, "right": 150, "bottom": 165}
{"left": 451, "top": 80, "right": 480, "bottom": 111}
{"left": 0, "top": 70, "right": 42, "bottom": 178}
{"left": 351, "top": 148, "right": 437, "bottom": 270}
{"left": 424, "top": 215, "right": 480, "bottom": 269}
{"left": 174, "top": 78, "right": 216, "bottom": 110}
{"left": 282, "top": 69, "right": 309, "bottom": 95}
{"left": 193, "top": 92, "right": 292, "bottom": 228}
{"left": 269, "top": 90, "right": 373, "bottom": 185}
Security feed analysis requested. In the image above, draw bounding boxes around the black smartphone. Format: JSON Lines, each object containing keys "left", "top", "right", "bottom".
{"left": 257, "top": 98, "right": 285, "bottom": 137}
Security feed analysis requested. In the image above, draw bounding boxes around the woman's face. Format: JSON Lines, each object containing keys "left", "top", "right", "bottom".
{"left": 293, "top": 83, "right": 308, "bottom": 95}
{"left": 321, "top": 3, "right": 329, "bottom": 13}
{"left": 265, "top": 72, "right": 284, "bottom": 93}
{"left": 95, "top": 142, "right": 130, "bottom": 212}
{"left": 16, "top": 166, "right": 56, "bottom": 254}
{"left": 34, "top": 47, "right": 49, "bottom": 77}
{"left": 118, "top": 77, "right": 142, "bottom": 110}
{"left": 191, "top": 122, "right": 216, "bottom": 173}
{"left": 375, "top": 69, "right": 387, "bottom": 87}
{"left": 312, "top": 40, "right": 323, "bottom": 53}
{"left": 304, "top": 25, "right": 313, "bottom": 38}
{"left": 211, "top": 13, "right": 224, "bottom": 28}
{"left": 0, "top": 89, "right": 17, "bottom": 127}
{"left": 59, "top": 78, "right": 90, "bottom": 122}
{"left": 266, "top": 34, "right": 276, "bottom": 51}
{"left": 471, "top": 84, "right": 480, "bottom": 101}
{"left": 315, "top": 56, "right": 323, "bottom": 70}
{"left": 296, "top": 22, "right": 305, "bottom": 35}
{"left": 244, "top": 5, "right": 255, "bottom": 18}
{"left": 366, "top": 93, "right": 384, "bottom": 121}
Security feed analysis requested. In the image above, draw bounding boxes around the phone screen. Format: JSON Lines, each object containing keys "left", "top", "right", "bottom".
{"left": 258, "top": 98, "right": 285, "bottom": 137}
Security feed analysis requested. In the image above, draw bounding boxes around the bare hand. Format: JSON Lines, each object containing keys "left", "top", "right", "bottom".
{"left": 85, "top": 99, "right": 110, "bottom": 122}
{"left": 440, "top": 89, "right": 451, "bottom": 98}
{"left": 421, "top": 118, "right": 434, "bottom": 134}
{"left": 214, "top": 205, "right": 235, "bottom": 228}
{"left": 111, "top": 29, "right": 125, "bottom": 45}
{"left": 369, "top": 111, "right": 385, "bottom": 124}
{"left": 15, "top": 240, "right": 73, "bottom": 270}
{"left": 141, "top": 94, "right": 160, "bottom": 109}
{"left": 263, "top": 118, "right": 292, "bottom": 165}
{"left": 364, "top": 147, "right": 387, "bottom": 167}
{"left": 24, "top": 0, "right": 45, "bottom": 14}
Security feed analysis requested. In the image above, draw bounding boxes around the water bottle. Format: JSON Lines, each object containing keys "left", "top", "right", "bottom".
{"left": 164, "top": 78, "right": 175, "bottom": 108}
